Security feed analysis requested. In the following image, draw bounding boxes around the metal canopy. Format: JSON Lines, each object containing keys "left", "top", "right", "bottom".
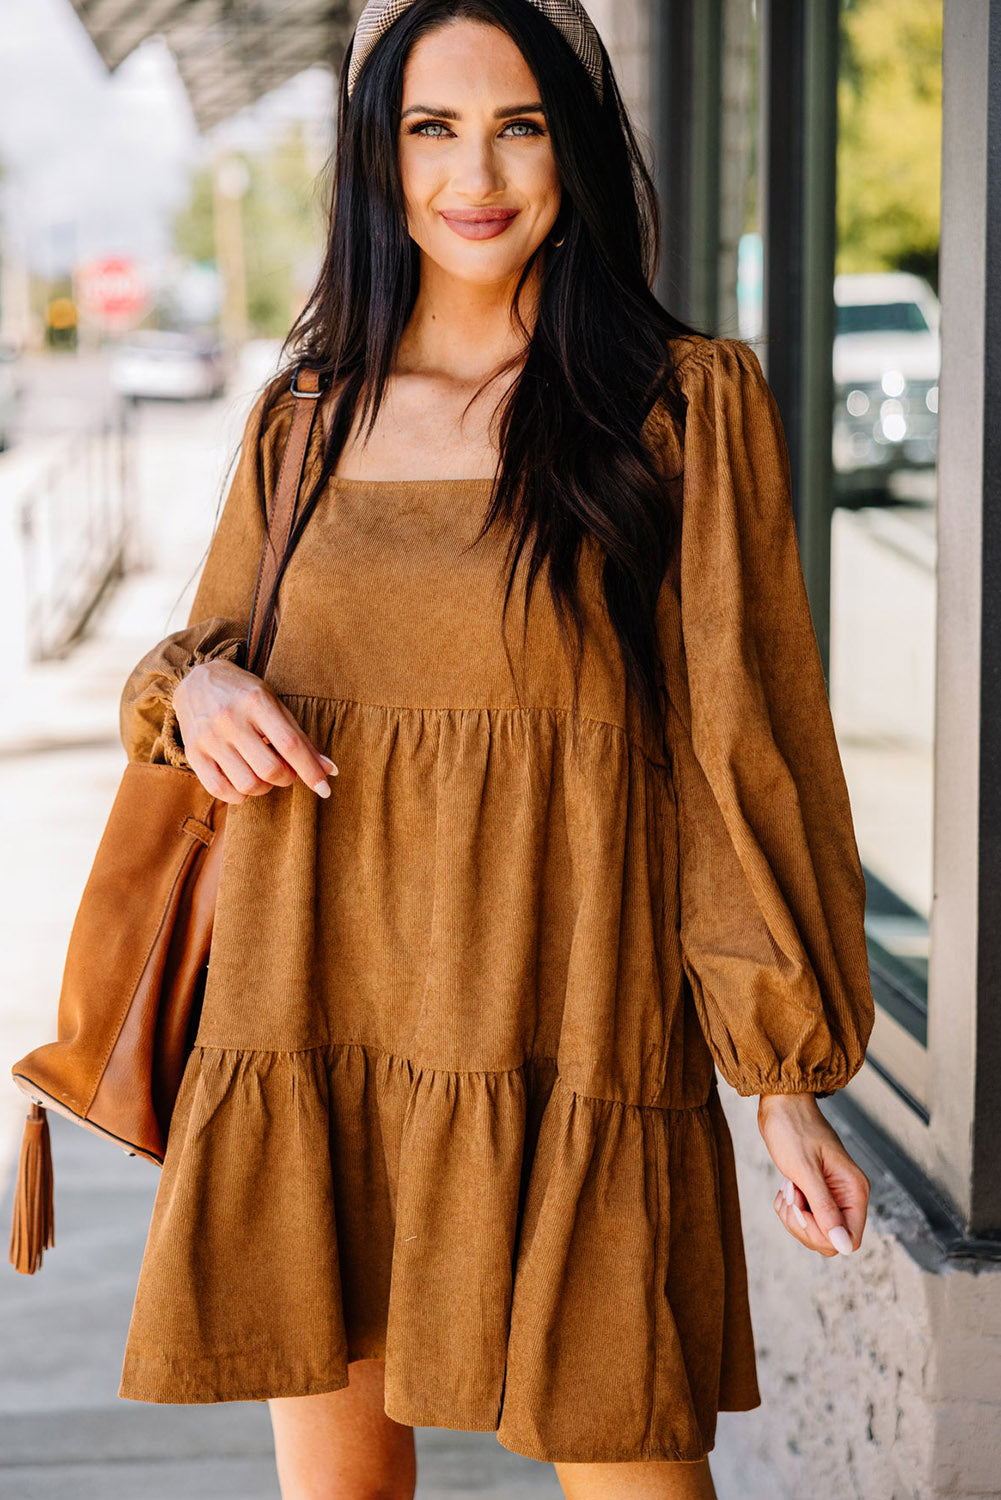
{"left": 67, "top": 0, "right": 360, "bottom": 131}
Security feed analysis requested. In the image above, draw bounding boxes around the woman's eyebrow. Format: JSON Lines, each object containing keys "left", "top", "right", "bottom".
{"left": 400, "top": 102, "right": 545, "bottom": 120}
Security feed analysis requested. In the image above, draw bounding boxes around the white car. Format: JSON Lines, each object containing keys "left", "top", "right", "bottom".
{"left": 109, "top": 330, "right": 227, "bottom": 402}
{"left": 0, "top": 341, "right": 19, "bottom": 450}
{"left": 832, "top": 271, "right": 940, "bottom": 500}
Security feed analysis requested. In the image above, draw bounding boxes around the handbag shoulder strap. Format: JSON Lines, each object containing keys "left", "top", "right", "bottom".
{"left": 245, "top": 364, "right": 323, "bottom": 677}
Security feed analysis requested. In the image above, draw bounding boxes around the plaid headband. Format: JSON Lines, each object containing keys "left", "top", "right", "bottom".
{"left": 346, "top": 0, "right": 605, "bottom": 103}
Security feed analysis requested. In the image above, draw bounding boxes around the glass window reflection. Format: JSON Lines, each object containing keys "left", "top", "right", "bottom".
{"left": 829, "top": 0, "right": 943, "bottom": 1027}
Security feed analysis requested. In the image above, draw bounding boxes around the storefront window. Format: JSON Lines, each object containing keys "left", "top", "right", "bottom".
{"left": 829, "top": 0, "right": 943, "bottom": 1064}
{"left": 721, "top": 0, "right": 761, "bottom": 340}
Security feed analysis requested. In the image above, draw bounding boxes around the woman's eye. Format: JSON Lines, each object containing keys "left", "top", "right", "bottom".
{"left": 407, "top": 119, "right": 544, "bottom": 139}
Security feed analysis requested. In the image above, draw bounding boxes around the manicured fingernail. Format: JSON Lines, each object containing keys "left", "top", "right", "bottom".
{"left": 319, "top": 755, "right": 337, "bottom": 773}
{"left": 827, "top": 1225, "right": 854, "bottom": 1255}
{"left": 792, "top": 1204, "right": 808, "bottom": 1231}
{"left": 782, "top": 1177, "right": 795, "bottom": 1205}
{"left": 312, "top": 779, "right": 331, "bottom": 797}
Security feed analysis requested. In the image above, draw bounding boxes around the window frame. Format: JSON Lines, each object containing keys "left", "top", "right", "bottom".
{"left": 651, "top": 0, "right": 1001, "bottom": 1241}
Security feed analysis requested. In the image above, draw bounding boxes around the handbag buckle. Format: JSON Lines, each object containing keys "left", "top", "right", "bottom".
{"left": 289, "top": 372, "right": 322, "bottom": 399}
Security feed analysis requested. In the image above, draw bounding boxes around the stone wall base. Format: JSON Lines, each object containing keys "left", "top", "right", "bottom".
{"left": 708, "top": 1089, "right": 1001, "bottom": 1499}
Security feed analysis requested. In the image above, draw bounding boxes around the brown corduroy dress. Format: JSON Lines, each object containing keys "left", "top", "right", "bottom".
{"left": 115, "top": 335, "right": 874, "bottom": 1464}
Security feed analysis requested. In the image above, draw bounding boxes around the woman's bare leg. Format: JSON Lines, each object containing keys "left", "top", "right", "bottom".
{"left": 554, "top": 1455, "right": 717, "bottom": 1500}
{"left": 268, "top": 1357, "right": 416, "bottom": 1500}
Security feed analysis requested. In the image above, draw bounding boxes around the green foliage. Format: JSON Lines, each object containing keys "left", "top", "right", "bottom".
{"left": 173, "top": 169, "right": 215, "bottom": 263}
{"left": 837, "top": 0, "right": 942, "bottom": 288}
{"left": 171, "top": 122, "right": 328, "bottom": 337}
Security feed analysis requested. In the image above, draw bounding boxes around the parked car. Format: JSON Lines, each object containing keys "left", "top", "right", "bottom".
{"left": 832, "top": 271, "right": 940, "bottom": 501}
{"left": 0, "top": 342, "right": 19, "bottom": 451}
{"left": 109, "top": 330, "right": 227, "bottom": 402}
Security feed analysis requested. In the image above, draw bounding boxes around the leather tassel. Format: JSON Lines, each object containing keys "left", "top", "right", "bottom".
{"left": 8, "top": 1101, "right": 55, "bottom": 1274}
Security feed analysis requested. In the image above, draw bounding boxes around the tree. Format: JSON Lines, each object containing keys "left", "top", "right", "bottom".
{"left": 172, "top": 121, "right": 328, "bottom": 338}
{"left": 837, "top": 0, "right": 942, "bottom": 288}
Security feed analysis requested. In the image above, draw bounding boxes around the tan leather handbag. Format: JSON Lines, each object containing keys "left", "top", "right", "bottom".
{"left": 8, "top": 365, "right": 325, "bottom": 1274}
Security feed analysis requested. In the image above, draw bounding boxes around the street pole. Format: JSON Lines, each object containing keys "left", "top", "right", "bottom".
{"left": 212, "top": 150, "right": 250, "bottom": 361}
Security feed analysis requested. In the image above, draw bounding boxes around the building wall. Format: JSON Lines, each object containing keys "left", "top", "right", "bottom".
{"left": 709, "top": 1090, "right": 1001, "bottom": 1500}
{"left": 585, "top": 0, "right": 652, "bottom": 148}
{"left": 718, "top": 0, "right": 756, "bottom": 337}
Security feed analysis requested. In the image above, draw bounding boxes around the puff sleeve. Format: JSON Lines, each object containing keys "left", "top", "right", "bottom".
{"left": 665, "top": 338, "right": 875, "bottom": 1097}
{"left": 118, "top": 388, "right": 273, "bottom": 768}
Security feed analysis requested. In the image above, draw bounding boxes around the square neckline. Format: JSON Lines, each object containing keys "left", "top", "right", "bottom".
{"left": 314, "top": 392, "right": 497, "bottom": 487}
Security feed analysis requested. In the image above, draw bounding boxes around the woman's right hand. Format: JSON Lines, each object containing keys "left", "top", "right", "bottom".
{"left": 172, "top": 658, "right": 338, "bottom": 805}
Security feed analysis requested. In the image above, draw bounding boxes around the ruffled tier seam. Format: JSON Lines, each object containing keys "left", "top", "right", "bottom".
{"left": 187, "top": 1037, "right": 713, "bottom": 1113}
{"left": 123, "top": 1028, "right": 762, "bottom": 1455}
{"left": 273, "top": 690, "right": 671, "bottom": 771}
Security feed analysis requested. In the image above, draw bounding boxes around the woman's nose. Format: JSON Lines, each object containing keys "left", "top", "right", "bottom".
{"left": 450, "top": 134, "right": 504, "bottom": 198}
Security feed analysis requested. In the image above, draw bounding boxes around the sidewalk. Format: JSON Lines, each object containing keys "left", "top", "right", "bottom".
{"left": 0, "top": 374, "right": 563, "bottom": 1498}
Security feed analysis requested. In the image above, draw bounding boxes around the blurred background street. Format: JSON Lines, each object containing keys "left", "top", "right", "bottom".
{"left": 5, "top": 0, "right": 1001, "bottom": 1496}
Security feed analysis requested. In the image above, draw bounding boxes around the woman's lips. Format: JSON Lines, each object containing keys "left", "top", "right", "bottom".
{"left": 439, "top": 208, "right": 520, "bottom": 240}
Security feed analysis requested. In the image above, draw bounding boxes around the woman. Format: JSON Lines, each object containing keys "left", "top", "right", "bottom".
{"left": 116, "top": 1, "right": 875, "bottom": 1496}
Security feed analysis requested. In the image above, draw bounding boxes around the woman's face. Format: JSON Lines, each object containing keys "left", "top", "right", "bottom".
{"left": 397, "top": 19, "right": 562, "bottom": 288}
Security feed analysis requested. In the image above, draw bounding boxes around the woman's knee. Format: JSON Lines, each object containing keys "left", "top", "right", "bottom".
{"left": 553, "top": 1454, "right": 717, "bottom": 1500}
{"left": 268, "top": 1359, "right": 416, "bottom": 1500}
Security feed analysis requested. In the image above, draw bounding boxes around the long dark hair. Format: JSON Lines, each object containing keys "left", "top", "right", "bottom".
{"left": 250, "top": 0, "right": 711, "bottom": 742}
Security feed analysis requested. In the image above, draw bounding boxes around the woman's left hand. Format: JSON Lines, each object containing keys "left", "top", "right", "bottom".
{"left": 757, "top": 1093, "right": 870, "bottom": 1257}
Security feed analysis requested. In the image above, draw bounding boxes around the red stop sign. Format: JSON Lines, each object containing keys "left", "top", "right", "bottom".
{"left": 76, "top": 257, "right": 148, "bottom": 324}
